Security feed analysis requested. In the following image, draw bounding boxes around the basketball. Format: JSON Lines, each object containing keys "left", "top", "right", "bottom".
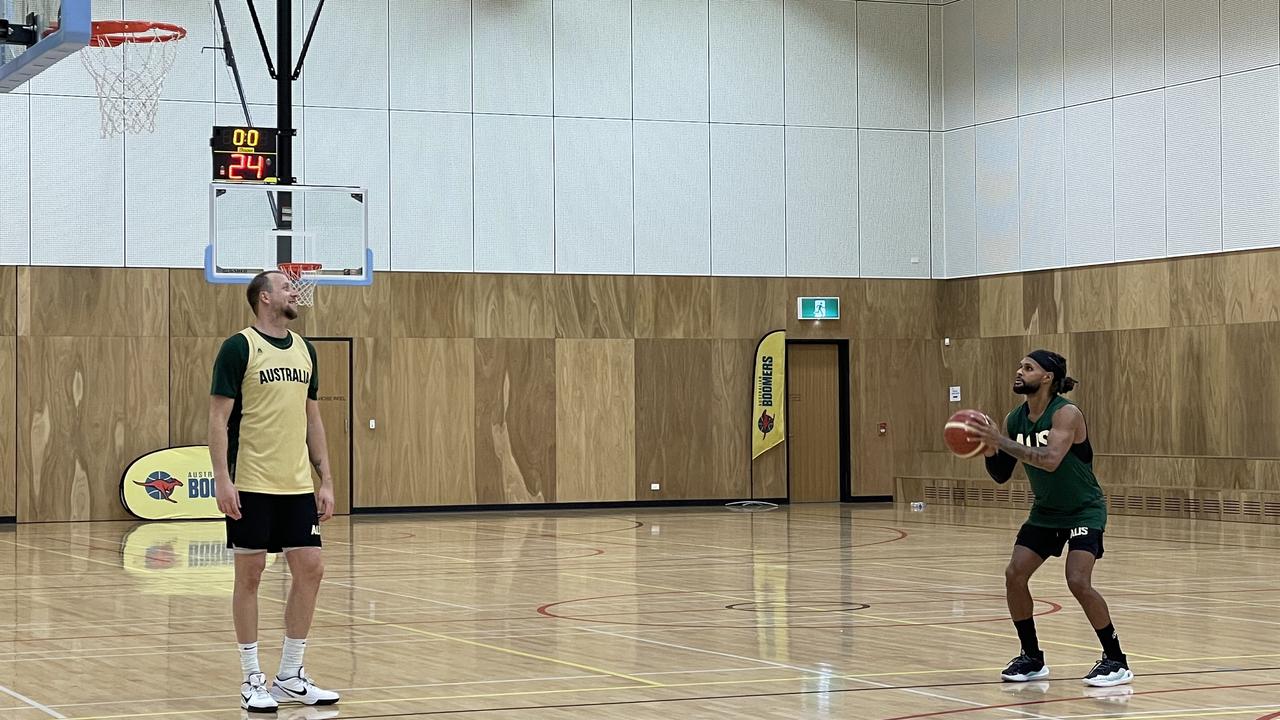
{"left": 944, "top": 409, "right": 992, "bottom": 458}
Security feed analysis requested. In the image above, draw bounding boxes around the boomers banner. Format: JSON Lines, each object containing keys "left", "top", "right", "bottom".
{"left": 752, "top": 330, "right": 786, "bottom": 459}
{"left": 120, "top": 445, "right": 223, "bottom": 520}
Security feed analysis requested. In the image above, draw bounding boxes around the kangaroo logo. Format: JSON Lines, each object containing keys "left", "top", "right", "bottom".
{"left": 758, "top": 409, "right": 775, "bottom": 436}
{"left": 135, "top": 471, "right": 183, "bottom": 503}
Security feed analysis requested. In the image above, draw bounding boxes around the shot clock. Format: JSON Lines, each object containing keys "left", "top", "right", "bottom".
{"left": 211, "top": 126, "right": 278, "bottom": 182}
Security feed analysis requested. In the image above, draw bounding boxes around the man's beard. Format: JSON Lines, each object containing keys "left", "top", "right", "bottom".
{"left": 283, "top": 304, "right": 298, "bottom": 320}
{"left": 1013, "top": 378, "right": 1039, "bottom": 395}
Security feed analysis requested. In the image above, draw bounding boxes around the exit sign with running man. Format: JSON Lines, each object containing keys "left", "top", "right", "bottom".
{"left": 797, "top": 297, "right": 840, "bottom": 320}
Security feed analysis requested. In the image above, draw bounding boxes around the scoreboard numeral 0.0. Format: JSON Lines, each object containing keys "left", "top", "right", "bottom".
{"left": 232, "top": 128, "right": 260, "bottom": 147}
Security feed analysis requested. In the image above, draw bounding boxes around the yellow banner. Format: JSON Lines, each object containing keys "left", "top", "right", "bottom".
{"left": 752, "top": 330, "right": 786, "bottom": 459}
{"left": 119, "top": 445, "right": 223, "bottom": 520}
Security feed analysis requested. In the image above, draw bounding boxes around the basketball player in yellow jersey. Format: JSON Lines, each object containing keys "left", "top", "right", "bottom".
{"left": 209, "top": 270, "right": 339, "bottom": 713}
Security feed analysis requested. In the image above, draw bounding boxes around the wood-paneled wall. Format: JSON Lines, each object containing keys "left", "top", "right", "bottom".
{"left": 912, "top": 250, "right": 1280, "bottom": 521}
{"left": 18, "top": 249, "right": 1275, "bottom": 522}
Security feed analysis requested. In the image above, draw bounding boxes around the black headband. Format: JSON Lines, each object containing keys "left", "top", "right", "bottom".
{"left": 1027, "top": 350, "right": 1066, "bottom": 381}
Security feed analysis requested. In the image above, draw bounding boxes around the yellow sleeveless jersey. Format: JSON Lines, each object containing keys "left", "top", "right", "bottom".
{"left": 234, "top": 328, "right": 314, "bottom": 494}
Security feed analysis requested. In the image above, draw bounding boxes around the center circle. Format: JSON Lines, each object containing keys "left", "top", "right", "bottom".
{"left": 724, "top": 601, "right": 871, "bottom": 613}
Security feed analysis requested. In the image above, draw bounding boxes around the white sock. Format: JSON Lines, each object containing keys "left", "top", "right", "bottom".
{"left": 279, "top": 636, "right": 306, "bottom": 679}
{"left": 238, "top": 642, "right": 260, "bottom": 680}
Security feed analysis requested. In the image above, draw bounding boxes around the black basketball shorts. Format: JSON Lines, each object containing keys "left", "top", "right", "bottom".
{"left": 1015, "top": 523, "right": 1104, "bottom": 560}
{"left": 225, "top": 491, "right": 322, "bottom": 553}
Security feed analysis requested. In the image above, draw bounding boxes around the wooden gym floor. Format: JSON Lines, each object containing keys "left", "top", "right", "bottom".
{"left": 0, "top": 504, "right": 1277, "bottom": 719}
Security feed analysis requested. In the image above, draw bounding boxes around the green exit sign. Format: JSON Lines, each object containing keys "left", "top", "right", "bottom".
{"left": 797, "top": 297, "right": 840, "bottom": 320}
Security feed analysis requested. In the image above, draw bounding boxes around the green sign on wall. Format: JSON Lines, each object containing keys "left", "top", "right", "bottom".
{"left": 797, "top": 297, "right": 840, "bottom": 320}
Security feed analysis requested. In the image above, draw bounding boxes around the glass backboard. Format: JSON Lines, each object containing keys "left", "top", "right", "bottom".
{"left": 0, "top": 0, "right": 90, "bottom": 92}
{"left": 206, "top": 182, "right": 373, "bottom": 286}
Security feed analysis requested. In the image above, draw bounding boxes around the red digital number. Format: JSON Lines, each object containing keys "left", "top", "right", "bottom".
{"left": 227, "top": 153, "right": 268, "bottom": 180}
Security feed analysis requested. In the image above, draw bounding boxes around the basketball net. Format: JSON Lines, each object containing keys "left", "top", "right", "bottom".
{"left": 279, "top": 263, "right": 322, "bottom": 307}
{"left": 79, "top": 21, "right": 186, "bottom": 138}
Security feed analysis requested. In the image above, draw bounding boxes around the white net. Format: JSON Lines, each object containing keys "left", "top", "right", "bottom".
{"left": 79, "top": 23, "right": 184, "bottom": 138}
{"left": 279, "top": 264, "right": 321, "bottom": 307}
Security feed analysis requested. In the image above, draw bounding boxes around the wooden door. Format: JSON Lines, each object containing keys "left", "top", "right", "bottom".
{"left": 787, "top": 344, "right": 841, "bottom": 502}
{"left": 310, "top": 340, "right": 351, "bottom": 515}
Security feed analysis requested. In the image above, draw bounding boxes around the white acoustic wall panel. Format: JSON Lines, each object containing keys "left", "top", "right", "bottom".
{"left": 710, "top": 124, "right": 786, "bottom": 276}
{"left": 30, "top": 95, "right": 123, "bottom": 266}
{"left": 389, "top": 110, "right": 473, "bottom": 272}
{"left": 554, "top": 0, "right": 632, "bottom": 119}
{"left": 930, "top": 133, "right": 946, "bottom": 276}
{"left": 974, "top": 0, "right": 1019, "bottom": 125}
{"left": 786, "top": 127, "right": 858, "bottom": 277}
{"left": 127, "top": 0, "right": 215, "bottom": 103}
{"left": 390, "top": 0, "right": 472, "bottom": 113}
{"left": 1164, "top": 79, "right": 1222, "bottom": 256}
{"left": 859, "top": 130, "right": 930, "bottom": 278}
{"left": 858, "top": 1, "right": 929, "bottom": 131}
{"left": 944, "top": 127, "right": 978, "bottom": 277}
{"left": 1164, "top": 0, "right": 1220, "bottom": 87}
{"left": 473, "top": 0, "right": 553, "bottom": 116}
{"left": 633, "top": 0, "right": 710, "bottom": 122}
{"left": 785, "top": 0, "right": 858, "bottom": 128}
{"left": 1018, "top": 0, "right": 1064, "bottom": 115}
{"left": 709, "top": 0, "right": 784, "bottom": 125}
{"left": 0, "top": 92, "right": 30, "bottom": 264}
{"left": 473, "top": 114, "right": 554, "bottom": 273}
{"left": 1064, "top": 0, "right": 1112, "bottom": 106}
{"left": 929, "top": 6, "right": 944, "bottom": 131}
{"left": 304, "top": 107, "right": 391, "bottom": 270}
{"left": 1221, "top": 0, "right": 1280, "bottom": 75}
{"left": 125, "top": 100, "right": 214, "bottom": 268}
{"left": 1221, "top": 67, "right": 1280, "bottom": 251}
{"left": 554, "top": 118, "right": 634, "bottom": 274}
{"left": 1112, "top": 0, "right": 1163, "bottom": 96}
{"left": 1064, "top": 100, "right": 1114, "bottom": 266}
{"left": 634, "top": 121, "right": 710, "bottom": 275}
{"left": 943, "top": 0, "right": 975, "bottom": 130}
{"left": 1019, "top": 110, "right": 1066, "bottom": 271}
{"left": 302, "top": 0, "right": 388, "bottom": 110}
{"left": 1112, "top": 90, "right": 1166, "bottom": 261}
{"left": 976, "top": 119, "right": 1020, "bottom": 274}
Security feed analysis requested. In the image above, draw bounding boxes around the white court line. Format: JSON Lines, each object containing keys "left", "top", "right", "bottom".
{"left": 322, "top": 579, "right": 482, "bottom": 611}
{"left": 578, "top": 627, "right": 1059, "bottom": 720}
{"left": 0, "top": 684, "right": 65, "bottom": 719}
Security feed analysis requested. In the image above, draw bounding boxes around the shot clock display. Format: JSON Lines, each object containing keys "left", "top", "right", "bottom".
{"left": 211, "top": 126, "right": 278, "bottom": 182}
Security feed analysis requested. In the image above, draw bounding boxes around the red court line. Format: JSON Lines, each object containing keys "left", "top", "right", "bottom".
{"left": 881, "top": 680, "right": 1280, "bottom": 719}
{"left": 537, "top": 589, "right": 1062, "bottom": 629}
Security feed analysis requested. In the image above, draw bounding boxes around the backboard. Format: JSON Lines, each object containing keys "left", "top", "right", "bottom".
{"left": 0, "top": 0, "right": 90, "bottom": 92}
{"left": 206, "top": 182, "right": 373, "bottom": 286}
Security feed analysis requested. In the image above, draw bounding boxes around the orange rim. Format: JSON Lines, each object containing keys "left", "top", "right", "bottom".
{"left": 278, "top": 262, "right": 323, "bottom": 279}
{"left": 89, "top": 21, "right": 187, "bottom": 48}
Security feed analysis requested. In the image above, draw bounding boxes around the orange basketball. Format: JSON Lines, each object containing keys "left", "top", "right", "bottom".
{"left": 944, "top": 409, "right": 992, "bottom": 458}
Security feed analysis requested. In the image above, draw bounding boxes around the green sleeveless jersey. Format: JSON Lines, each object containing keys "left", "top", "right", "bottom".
{"left": 1006, "top": 395, "right": 1107, "bottom": 529}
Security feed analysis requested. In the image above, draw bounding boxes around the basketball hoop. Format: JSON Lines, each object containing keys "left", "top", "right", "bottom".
{"left": 79, "top": 20, "right": 186, "bottom": 138}
{"left": 279, "top": 262, "right": 322, "bottom": 307}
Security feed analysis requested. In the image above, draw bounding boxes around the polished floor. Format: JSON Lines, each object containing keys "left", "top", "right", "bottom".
{"left": 0, "top": 503, "right": 1278, "bottom": 719}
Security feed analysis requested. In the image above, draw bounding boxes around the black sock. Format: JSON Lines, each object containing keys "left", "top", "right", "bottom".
{"left": 1014, "top": 618, "right": 1042, "bottom": 659}
{"left": 1095, "top": 623, "right": 1124, "bottom": 659}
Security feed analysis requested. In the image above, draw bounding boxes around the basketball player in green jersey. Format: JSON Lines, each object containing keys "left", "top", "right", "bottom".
{"left": 964, "top": 350, "right": 1133, "bottom": 688}
{"left": 210, "top": 270, "right": 340, "bottom": 712}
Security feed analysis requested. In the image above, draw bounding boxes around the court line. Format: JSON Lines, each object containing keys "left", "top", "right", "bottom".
{"left": 577, "top": 626, "right": 1058, "bottom": 720}
{"left": 558, "top": 569, "right": 1166, "bottom": 660}
{"left": 0, "top": 684, "right": 65, "bottom": 719}
{"left": 879, "top": 680, "right": 1280, "bottom": 719}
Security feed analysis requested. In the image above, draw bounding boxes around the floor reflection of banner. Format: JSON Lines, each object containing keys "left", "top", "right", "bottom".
{"left": 121, "top": 521, "right": 278, "bottom": 596}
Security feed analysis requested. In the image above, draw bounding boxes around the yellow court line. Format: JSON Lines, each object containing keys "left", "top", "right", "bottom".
{"left": 560, "top": 571, "right": 1170, "bottom": 662}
